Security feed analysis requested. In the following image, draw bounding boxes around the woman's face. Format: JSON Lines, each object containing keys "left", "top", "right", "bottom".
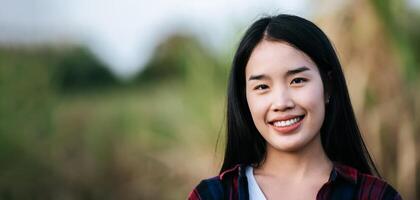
{"left": 245, "top": 40, "right": 327, "bottom": 152}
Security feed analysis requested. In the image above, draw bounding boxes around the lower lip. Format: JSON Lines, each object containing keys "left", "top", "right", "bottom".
{"left": 270, "top": 116, "right": 304, "bottom": 134}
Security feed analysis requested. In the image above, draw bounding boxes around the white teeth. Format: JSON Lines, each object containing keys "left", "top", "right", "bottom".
{"left": 273, "top": 117, "right": 301, "bottom": 127}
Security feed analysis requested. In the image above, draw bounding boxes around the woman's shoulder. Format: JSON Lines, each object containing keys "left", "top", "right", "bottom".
{"left": 188, "top": 176, "right": 224, "bottom": 200}
{"left": 187, "top": 164, "right": 244, "bottom": 200}
{"left": 356, "top": 172, "right": 402, "bottom": 200}
{"left": 333, "top": 163, "right": 402, "bottom": 200}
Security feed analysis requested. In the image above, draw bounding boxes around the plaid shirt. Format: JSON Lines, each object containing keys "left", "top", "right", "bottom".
{"left": 188, "top": 163, "right": 402, "bottom": 200}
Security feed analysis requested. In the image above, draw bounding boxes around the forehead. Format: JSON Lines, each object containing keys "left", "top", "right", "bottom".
{"left": 245, "top": 40, "right": 318, "bottom": 75}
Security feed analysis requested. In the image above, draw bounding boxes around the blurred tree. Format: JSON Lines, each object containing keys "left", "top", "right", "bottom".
{"left": 134, "top": 35, "right": 190, "bottom": 83}
{"left": 53, "top": 47, "right": 119, "bottom": 92}
{"left": 371, "top": 0, "right": 420, "bottom": 83}
{"left": 134, "top": 34, "right": 227, "bottom": 85}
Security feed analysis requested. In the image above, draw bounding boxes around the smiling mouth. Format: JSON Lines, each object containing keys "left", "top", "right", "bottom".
{"left": 269, "top": 115, "right": 305, "bottom": 127}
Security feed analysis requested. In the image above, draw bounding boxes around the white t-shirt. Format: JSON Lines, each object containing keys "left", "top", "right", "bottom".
{"left": 245, "top": 166, "right": 267, "bottom": 200}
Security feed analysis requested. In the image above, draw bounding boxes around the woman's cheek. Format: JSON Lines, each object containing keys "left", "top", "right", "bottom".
{"left": 248, "top": 95, "right": 268, "bottom": 123}
{"left": 299, "top": 83, "right": 325, "bottom": 122}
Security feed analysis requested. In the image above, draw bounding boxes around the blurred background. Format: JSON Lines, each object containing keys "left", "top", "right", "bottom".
{"left": 0, "top": 0, "right": 419, "bottom": 199}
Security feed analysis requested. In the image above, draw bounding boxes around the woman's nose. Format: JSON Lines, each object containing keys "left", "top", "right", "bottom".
{"left": 270, "top": 89, "right": 295, "bottom": 112}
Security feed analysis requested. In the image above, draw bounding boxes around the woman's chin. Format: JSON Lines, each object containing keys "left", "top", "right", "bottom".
{"left": 267, "top": 141, "right": 306, "bottom": 153}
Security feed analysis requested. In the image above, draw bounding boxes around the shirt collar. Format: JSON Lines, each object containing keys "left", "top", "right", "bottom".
{"left": 330, "top": 162, "right": 358, "bottom": 184}
{"left": 219, "top": 164, "right": 245, "bottom": 180}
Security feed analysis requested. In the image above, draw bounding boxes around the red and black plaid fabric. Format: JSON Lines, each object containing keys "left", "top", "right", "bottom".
{"left": 188, "top": 163, "right": 402, "bottom": 200}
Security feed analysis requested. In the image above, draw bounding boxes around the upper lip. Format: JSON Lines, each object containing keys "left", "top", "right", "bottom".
{"left": 268, "top": 114, "right": 305, "bottom": 124}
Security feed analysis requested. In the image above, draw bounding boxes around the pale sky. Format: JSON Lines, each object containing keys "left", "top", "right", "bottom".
{"left": 0, "top": 0, "right": 380, "bottom": 79}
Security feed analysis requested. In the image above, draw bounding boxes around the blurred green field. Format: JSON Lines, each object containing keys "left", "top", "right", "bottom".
{"left": 0, "top": 35, "right": 229, "bottom": 199}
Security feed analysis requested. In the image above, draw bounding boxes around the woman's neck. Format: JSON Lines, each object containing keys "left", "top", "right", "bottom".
{"left": 254, "top": 134, "right": 332, "bottom": 182}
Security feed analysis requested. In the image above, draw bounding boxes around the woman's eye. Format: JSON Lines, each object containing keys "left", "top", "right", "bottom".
{"left": 254, "top": 84, "right": 269, "bottom": 90}
{"left": 290, "top": 78, "right": 307, "bottom": 85}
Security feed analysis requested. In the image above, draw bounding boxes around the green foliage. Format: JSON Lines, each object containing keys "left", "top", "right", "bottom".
{"left": 52, "top": 47, "right": 119, "bottom": 92}
{"left": 0, "top": 33, "right": 228, "bottom": 199}
{"left": 135, "top": 34, "right": 228, "bottom": 84}
{"left": 135, "top": 35, "right": 191, "bottom": 83}
{"left": 0, "top": 48, "right": 56, "bottom": 199}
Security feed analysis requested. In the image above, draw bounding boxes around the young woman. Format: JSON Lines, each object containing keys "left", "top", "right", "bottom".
{"left": 188, "top": 14, "right": 402, "bottom": 200}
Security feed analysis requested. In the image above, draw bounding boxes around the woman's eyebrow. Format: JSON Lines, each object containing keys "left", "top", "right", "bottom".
{"left": 248, "top": 74, "right": 269, "bottom": 81}
{"left": 248, "top": 66, "right": 310, "bottom": 81}
{"left": 285, "top": 66, "right": 310, "bottom": 77}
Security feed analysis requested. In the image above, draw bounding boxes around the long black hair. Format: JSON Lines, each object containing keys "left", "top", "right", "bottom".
{"left": 221, "top": 14, "right": 380, "bottom": 176}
